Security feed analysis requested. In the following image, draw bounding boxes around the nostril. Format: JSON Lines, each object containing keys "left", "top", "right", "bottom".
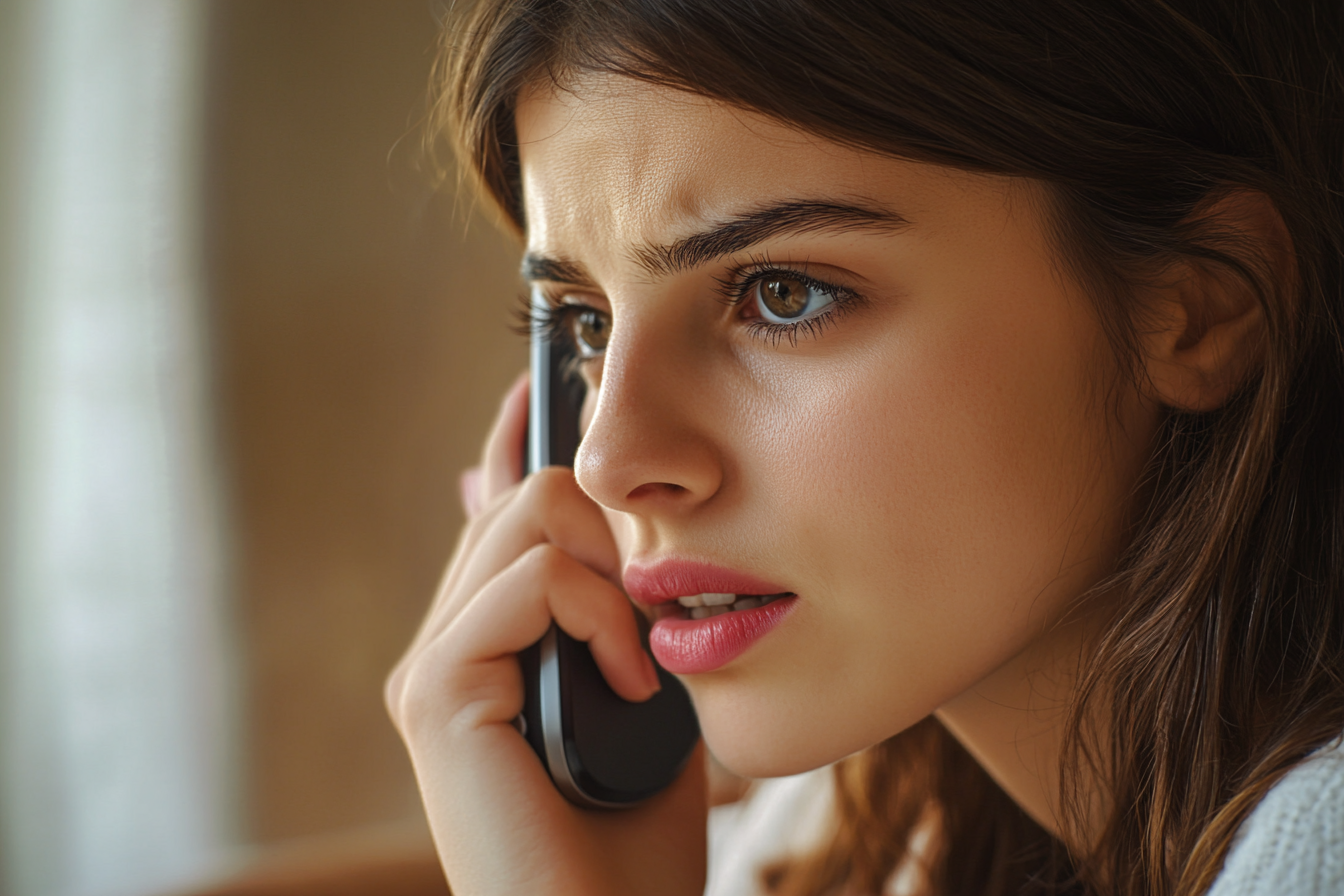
{"left": 627, "top": 482, "right": 688, "bottom": 500}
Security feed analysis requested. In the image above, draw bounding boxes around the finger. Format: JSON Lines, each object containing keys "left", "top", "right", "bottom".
{"left": 482, "top": 466, "right": 619, "bottom": 578}
{"left": 471, "top": 544, "right": 658, "bottom": 702}
{"left": 460, "top": 466, "right": 484, "bottom": 518}
{"left": 396, "top": 474, "right": 531, "bottom": 662}
{"left": 404, "top": 545, "right": 657, "bottom": 728}
{"left": 392, "top": 493, "right": 503, "bottom": 680}
{"left": 481, "top": 370, "right": 530, "bottom": 503}
{"left": 397, "top": 468, "right": 622, "bottom": 695}
{"left": 425, "top": 467, "right": 620, "bottom": 647}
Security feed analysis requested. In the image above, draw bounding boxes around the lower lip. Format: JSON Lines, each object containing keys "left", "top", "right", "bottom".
{"left": 649, "top": 596, "right": 799, "bottom": 675}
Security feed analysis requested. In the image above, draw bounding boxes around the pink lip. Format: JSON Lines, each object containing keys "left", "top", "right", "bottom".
{"left": 649, "top": 597, "right": 799, "bottom": 674}
{"left": 624, "top": 559, "right": 799, "bottom": 674}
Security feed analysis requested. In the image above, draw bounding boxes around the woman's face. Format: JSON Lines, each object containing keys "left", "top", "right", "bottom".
{"left": 516, "top": 76, "right": 1160, "bottom": 777}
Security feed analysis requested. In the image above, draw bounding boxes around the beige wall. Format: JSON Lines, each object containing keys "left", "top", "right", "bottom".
{"left": 204, "top": 1, "right": 524, "bottom": 845}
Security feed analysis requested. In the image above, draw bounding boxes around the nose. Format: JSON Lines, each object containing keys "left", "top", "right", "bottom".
{"left": 574, "top": 317, "right": 724, "bottom": 516}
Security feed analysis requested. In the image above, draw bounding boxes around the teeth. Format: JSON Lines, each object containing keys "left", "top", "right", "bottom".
{"left": 676, "top": 592, "right": 735, "bottom": 608}
{"left": 682, "top": 592, "right": 789, "bottom": 618}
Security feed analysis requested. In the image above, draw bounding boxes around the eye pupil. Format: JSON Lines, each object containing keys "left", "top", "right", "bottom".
{"left": 760, "top": 278, "right": 809, "bottom": 318}
{"left": 572, "top": 308, "right": 610, "bottom": 354}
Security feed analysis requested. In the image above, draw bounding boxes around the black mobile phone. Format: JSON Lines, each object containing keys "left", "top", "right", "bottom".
{"left": 516, "top": 291, "right": 700, "bottom": 809}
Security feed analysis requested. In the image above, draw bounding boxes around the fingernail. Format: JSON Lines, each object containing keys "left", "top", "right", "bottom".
{"left": 643, "top": 653, "right": 662, "bottom": 694}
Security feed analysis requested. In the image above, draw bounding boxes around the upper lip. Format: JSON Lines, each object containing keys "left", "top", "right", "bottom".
{"left": 623, "top": 558, "right": 791, "bottom": 606}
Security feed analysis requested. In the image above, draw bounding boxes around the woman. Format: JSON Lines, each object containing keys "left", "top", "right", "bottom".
{"left": 385, "top": 1, "right": 1344, "bottom": 893}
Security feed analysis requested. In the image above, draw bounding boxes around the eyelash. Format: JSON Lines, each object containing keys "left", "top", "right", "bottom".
{"left": 522, "top": 260, "right": 861, "bottom": 356}
{"left": 512, "top": 295, "right": 590, "bottom": 382}
{"left": 713, "top": 258, "right": 861, "bottom": 347}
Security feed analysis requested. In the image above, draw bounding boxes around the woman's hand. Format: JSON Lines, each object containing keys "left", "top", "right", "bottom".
{"left": 386, "top": 373, "right": 708, "bottom": 896}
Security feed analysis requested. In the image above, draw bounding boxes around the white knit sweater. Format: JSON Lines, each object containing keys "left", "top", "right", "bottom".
{"left": 705, "top": 737, "right": 1344, "bottom": 896}
{"left": 1205, "top": 736, "right": 1344, "bottom": 896}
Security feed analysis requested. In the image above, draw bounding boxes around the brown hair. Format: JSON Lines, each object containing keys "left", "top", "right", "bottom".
{"left": 431, "top": 1, "right": 1344, "bottom": 893}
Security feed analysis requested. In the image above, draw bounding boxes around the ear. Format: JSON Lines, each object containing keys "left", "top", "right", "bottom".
{"left": 1140, "top": 190, "right": 1291, "bottom": 412}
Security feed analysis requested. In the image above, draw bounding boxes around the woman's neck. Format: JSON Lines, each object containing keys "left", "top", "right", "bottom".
{"left": 934, "top": 606, "right": 1110, "bottom": 853}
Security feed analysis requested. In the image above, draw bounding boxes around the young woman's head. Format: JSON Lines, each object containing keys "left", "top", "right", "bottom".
{"left": 434, "top": 2, "right": 1344, "bottom": 893}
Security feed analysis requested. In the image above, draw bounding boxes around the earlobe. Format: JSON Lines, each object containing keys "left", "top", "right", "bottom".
{"left": 1140, "top": 190, "right": 1289, "bottom": 412}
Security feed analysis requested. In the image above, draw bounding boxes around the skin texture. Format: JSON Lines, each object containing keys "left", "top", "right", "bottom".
{"left": 387, "top": 74, "right": 1273, "bottom": 892}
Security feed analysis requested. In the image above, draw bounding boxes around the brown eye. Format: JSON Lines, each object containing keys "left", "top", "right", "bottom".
{"left": 754, "top": 275, "right": 832, "bottom": 322}
{"left": 570, "top": 307, "right": 611, "bottom": 357}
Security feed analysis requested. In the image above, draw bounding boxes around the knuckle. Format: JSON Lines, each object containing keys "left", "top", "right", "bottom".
{"left": 391, "top": 652, "right": 459, "bottom": 736}
{"left": 520, "top": 541, "right": 572, "bottom": 580}
{"left": 467, "top": 480, "right": 520, "bottom": 528}
{"left": 524, "top": 465, "right": 578, "bottom": 507}
{"left": 391, "top": 669, "right": 433, "bottom": 737}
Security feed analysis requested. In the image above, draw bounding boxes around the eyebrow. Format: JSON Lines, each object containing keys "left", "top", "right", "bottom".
{"left": 520, "top": 199, "right": 909, "bottom": 285}
{"left": 520, "top": 254, "right": 590, "bottom": 285}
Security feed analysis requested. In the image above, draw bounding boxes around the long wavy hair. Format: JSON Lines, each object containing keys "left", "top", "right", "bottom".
{"left": 429, "top": 1, "right": 1344, "bottom": 893}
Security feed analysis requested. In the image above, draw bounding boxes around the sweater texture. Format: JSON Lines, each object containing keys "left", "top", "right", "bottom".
{"left": 1205, "top": 736, "right": 1344, "bottom": 896}
{"left": 705, "top": 736, "right": 1344, "bottom": 895}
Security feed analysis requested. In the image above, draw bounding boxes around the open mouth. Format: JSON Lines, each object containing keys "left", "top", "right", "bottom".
{"left": 671, "top": 591, "right": 795, "bottom": 620}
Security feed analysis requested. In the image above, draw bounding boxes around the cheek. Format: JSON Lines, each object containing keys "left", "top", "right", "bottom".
{"left": 699, "top": 284, "right": 1142, "bottom": 772}
{"left": 766, "top": 301, "right": 1113, "bottom": 598}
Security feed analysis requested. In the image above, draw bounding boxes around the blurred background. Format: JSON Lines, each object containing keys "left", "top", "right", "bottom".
{"left": 0, "top": 2, "right": 524, "bottom": 894}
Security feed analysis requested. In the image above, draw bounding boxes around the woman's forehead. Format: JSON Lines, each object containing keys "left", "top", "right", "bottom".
{"left": 517, "top": 77, "right": 827, "bottom": 233}
{"left": 515, "top": 75, "right": 1019, "bottom": 266}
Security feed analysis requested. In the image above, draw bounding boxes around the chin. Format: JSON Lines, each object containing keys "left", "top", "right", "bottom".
{"left": 689, "top": 689, "right": 865, "bottom": 779}
{"left": 705, "top": 737, "right": 828, "bottom": 779}
{"left": 686, "top": 670, "right": 938, "bottom": 779}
